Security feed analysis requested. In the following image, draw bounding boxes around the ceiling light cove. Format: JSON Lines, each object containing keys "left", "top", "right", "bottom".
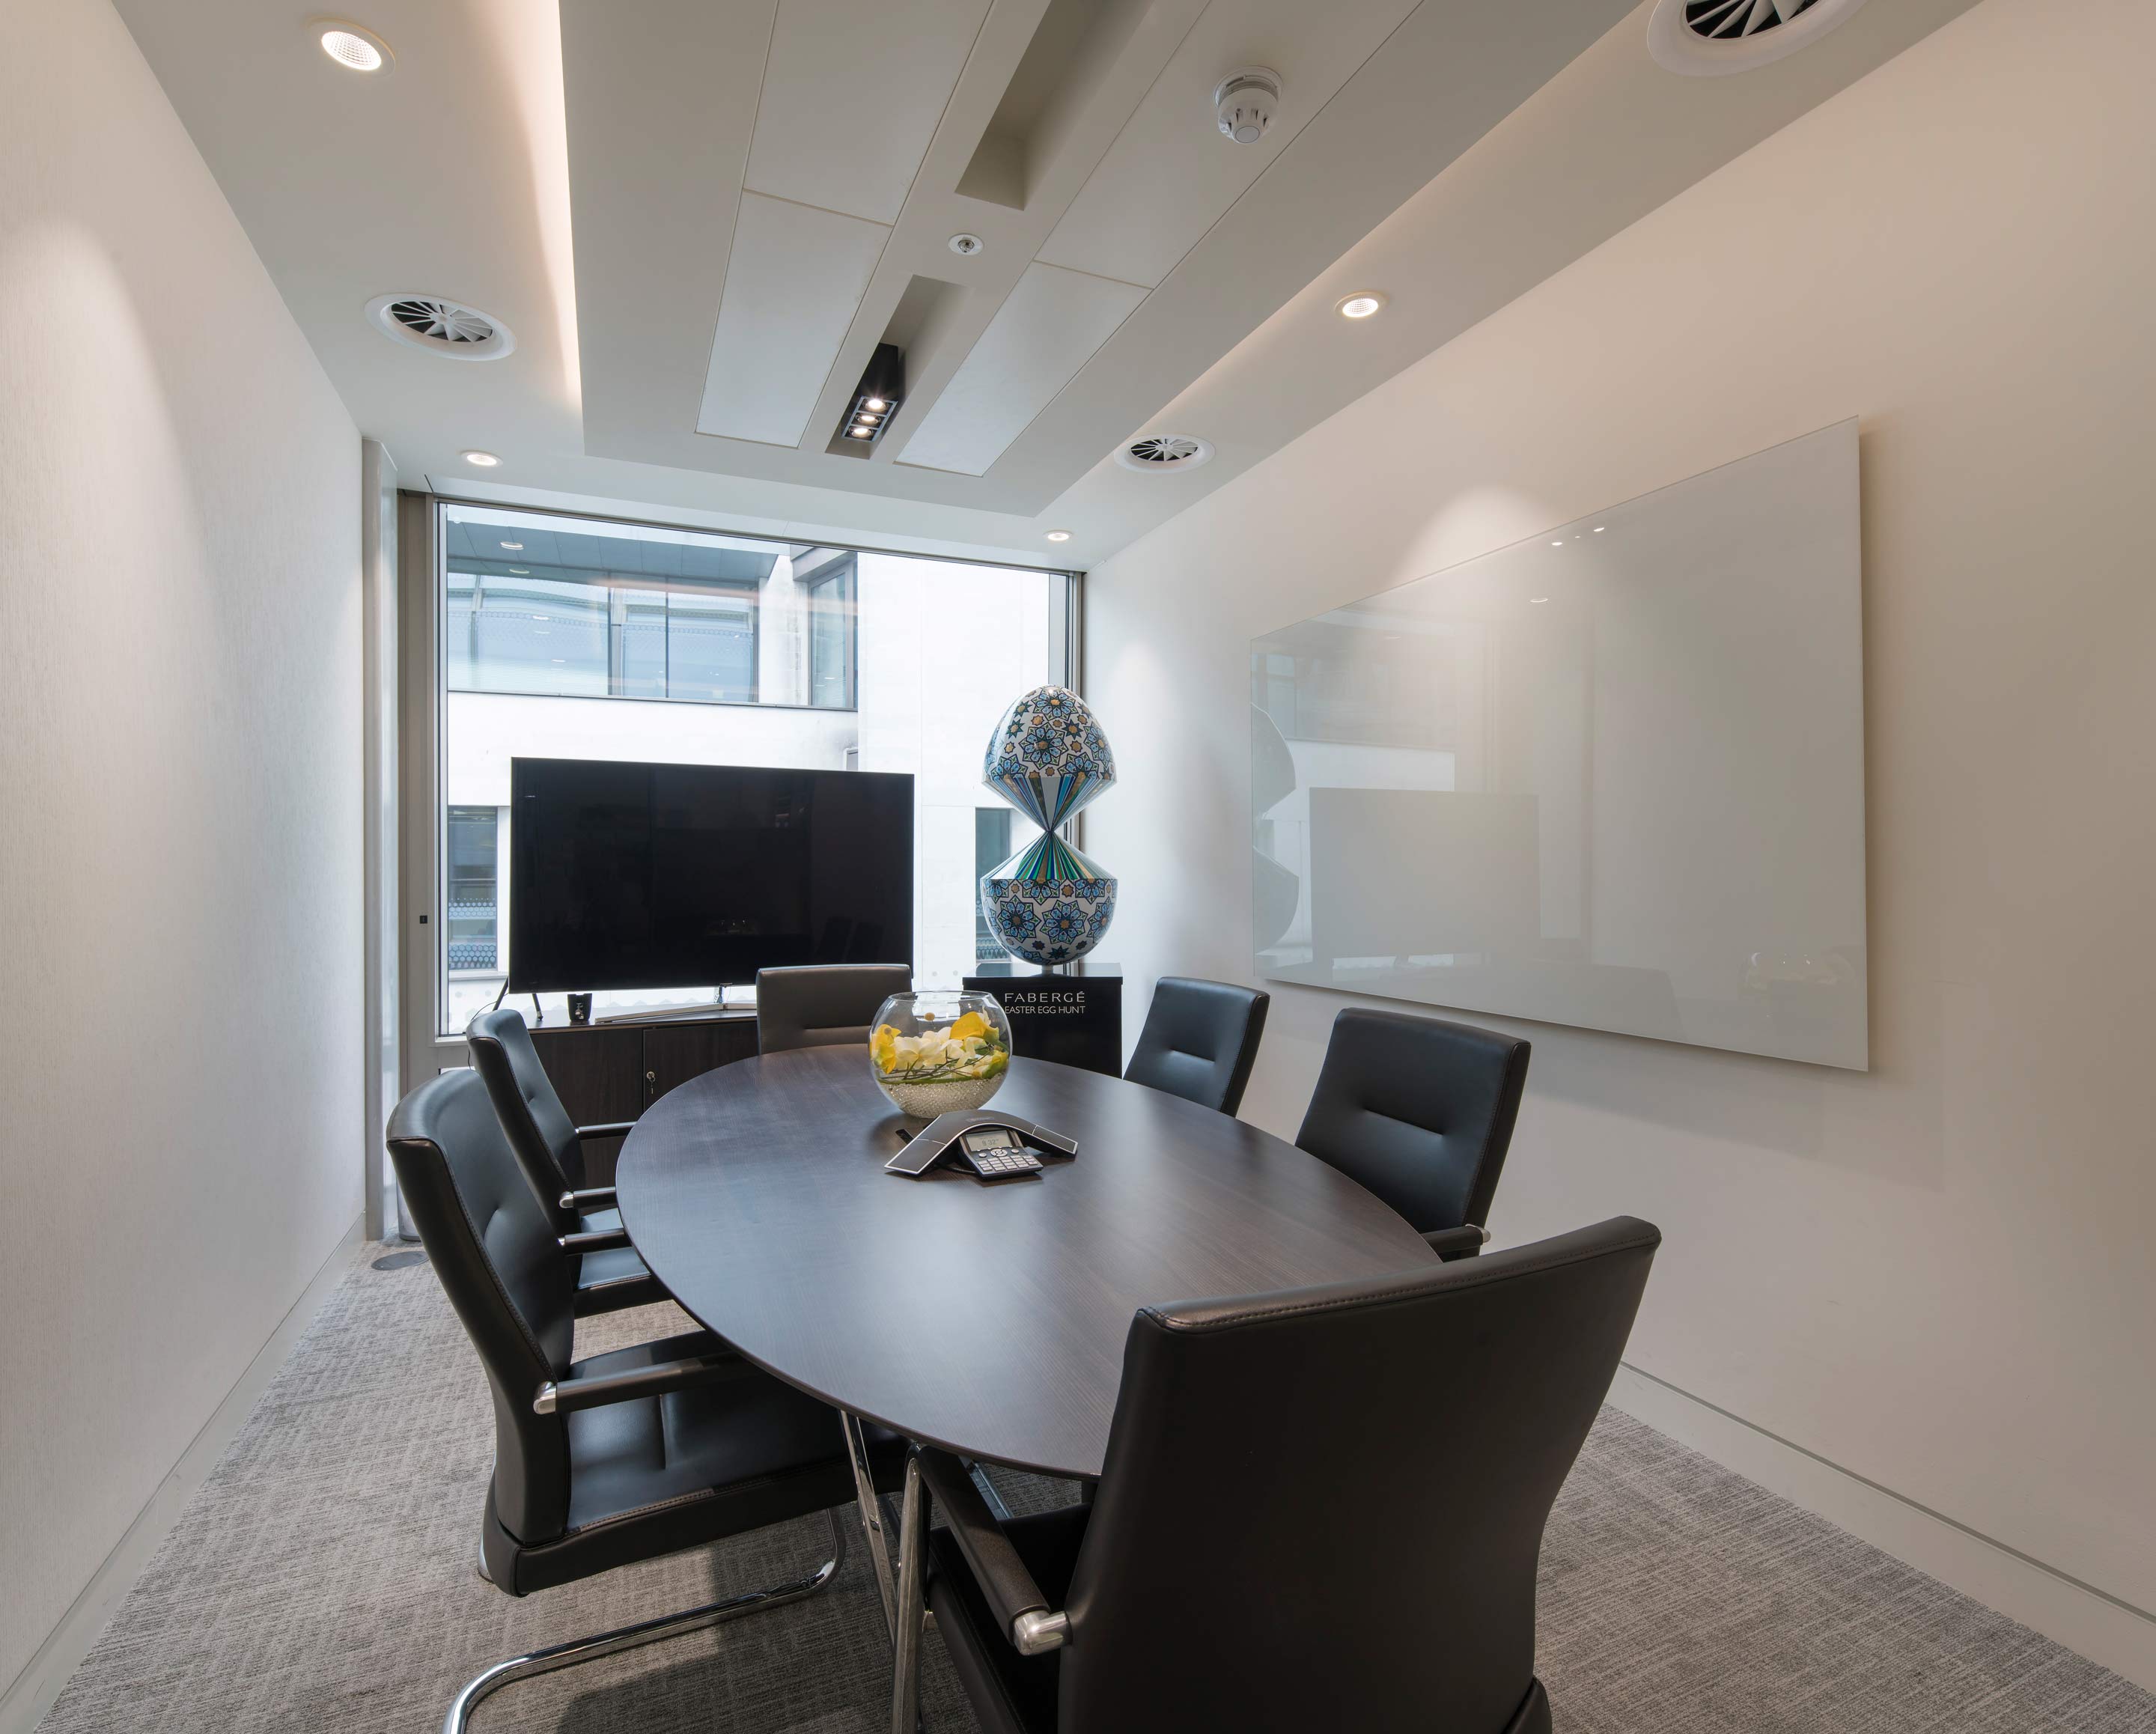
{"left": 461, "top": 450, "right": 500, "bottom": 467}
{"left": 314, "top": 19, "right": 392, "bottom": 74}
{"left": 1336, "top": 290, "right": 1389, "bottom": 320}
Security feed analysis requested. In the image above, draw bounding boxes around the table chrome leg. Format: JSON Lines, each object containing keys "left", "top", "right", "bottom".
{"left": 890, "top": 1453, "right": 927, "bottom": 1734}
{"left": 444, "top": 1506, "right": 848, "bottom": 1734}
{"left": 841, "top": 1410, "right": 899, "bottom": 1643}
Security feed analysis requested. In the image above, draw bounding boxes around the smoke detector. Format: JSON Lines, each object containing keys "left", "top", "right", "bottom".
{"left": 1648, "top": 0, "right": 1872, "bottom": 75}
{"left": 365, "top": 293, "right": 516, "bottom": 360}
{"left": 1213, "top": 67, "right": 1280, "bottom": 145}
{"left": 1115, "top": 434, "right": 1214, "bottom": 475}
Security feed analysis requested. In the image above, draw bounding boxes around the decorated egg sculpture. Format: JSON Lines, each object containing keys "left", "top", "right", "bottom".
{"left": 979, "top": 687, "right": 1118, "bottom": 965}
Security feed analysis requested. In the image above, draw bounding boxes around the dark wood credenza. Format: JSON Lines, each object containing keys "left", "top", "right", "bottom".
{"left": 525, "top": 1009, "right": 759, "bottom": 1185}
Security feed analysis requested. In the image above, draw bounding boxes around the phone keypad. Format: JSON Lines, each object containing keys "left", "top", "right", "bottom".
{"left": 969, "top": 1147, "right": 1042, "bottom": 1176}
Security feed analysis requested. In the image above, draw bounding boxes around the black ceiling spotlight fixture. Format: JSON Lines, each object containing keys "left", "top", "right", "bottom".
{"left": 840, "top": 344, "right": 905, "bottom": 449}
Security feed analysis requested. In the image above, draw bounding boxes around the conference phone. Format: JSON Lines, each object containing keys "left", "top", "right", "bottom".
{"left": 886, "top": 1110, "right": 1078, "bottom": 1181}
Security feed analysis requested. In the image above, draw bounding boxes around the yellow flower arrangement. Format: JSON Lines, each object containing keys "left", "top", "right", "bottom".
{"left": 870, "top": 1015, "right": 1008, "bottom": 1084}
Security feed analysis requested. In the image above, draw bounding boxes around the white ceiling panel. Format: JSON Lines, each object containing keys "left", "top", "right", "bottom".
{"left": 1037, "top": 0, "right": 1420, "bottom": 288}
{"left": 747, "top": 0, "right": 993, "bottom": 225}
{"left": 897, "top": 263, "right": 1147, "bottom": 477}
{"left": 697, "top": 193, "right": 889, "bottom": 447}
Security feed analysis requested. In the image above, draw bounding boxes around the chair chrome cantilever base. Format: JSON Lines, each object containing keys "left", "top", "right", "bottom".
{"left": 441, "top": 1506, "right": 850, "bottom": 1734}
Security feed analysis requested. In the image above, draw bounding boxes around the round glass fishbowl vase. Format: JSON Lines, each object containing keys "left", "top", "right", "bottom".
{"left": 868, "top": 991, "right": 1012, "bottom": 1119}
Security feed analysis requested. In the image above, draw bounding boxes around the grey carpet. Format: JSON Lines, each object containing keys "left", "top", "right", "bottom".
{"left": 40, "top": 1242, "right": 2156, "bottom": 1733}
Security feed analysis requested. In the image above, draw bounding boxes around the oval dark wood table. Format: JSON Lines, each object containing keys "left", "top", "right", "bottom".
{"left": 615, "top": 1046, "right": 1435, "bottom": 1482}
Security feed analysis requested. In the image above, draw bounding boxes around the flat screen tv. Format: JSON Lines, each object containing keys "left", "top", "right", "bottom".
{"left": 507, "top": 757, "right": 914, "bottom": 993}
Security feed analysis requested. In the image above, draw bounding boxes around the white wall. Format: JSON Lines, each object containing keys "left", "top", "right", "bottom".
{"left": 1086, "top": 0, "right": 2155, "bottom": 1672}
{"left": 0, "top": 0, "right": 362, "bottom": 1703}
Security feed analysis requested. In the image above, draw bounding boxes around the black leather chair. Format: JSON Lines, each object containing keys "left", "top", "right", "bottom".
{"left": 756, "top": 962, "right": 911, "bottom": 1053}
{"left": 466, "top": 1007, "right": 666, "bottom": 1316}
{"left": 893, "top": 1217, "right": 1660, "bottom": 1734}
{"left": 1122, "top": 977, "right": 1270, "bottom": 1116}
{"left": 386, "top": 1067, "right": 905, "bottom": 1731}
{"left": 1295, "top": 1007, "right": 1531, "bottom": 1259}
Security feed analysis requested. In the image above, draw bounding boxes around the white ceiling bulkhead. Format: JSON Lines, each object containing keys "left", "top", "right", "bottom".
{"left": 112, "top": 0, "right": 1986, "bottom": 564}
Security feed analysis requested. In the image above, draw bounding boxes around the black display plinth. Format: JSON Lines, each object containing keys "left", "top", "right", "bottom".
{"left": 963, "top": 958, "right": 1123, "bottom": 1077}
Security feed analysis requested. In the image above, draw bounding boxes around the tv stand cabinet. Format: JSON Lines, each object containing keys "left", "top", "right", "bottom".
{"left": 526, "top": 1008, "right": 758, "bottom": 1185}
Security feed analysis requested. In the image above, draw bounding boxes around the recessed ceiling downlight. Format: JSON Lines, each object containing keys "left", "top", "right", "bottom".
{"left": 314, "top": 19, "right": 392, "bottom": 73}
{"left": 1648, "top": 0, "right": 1871, "bottom": 75}
{"left": 365, "top": 293, "right": 515, "bottom": 360}
{"left": 1115, "top": 434, "right": 1214, "bottom": 475}
{"left": 1337, "top": 290, "right": 1388, "bottom": 320}
{"left": 461, "top": 450, "right": 500, "bottom": 467}
{"left": 1045, "top": 530, "right": 1072, "bottom": 543}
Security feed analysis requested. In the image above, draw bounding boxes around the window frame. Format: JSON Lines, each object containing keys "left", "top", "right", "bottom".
{"left": 801, "top": 551, "right": 858, "bottom": 711}
{"left": 400, "top": 494, "right": 1081, "bottom": 1062}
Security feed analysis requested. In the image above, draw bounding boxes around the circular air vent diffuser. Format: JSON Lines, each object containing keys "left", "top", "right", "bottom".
{"left": 365, "top": 293, "right": 516, "bottom": 360}
{"left": 1115, "top": 434, "right": 1214, "bottom": 475}
{"left": 1648, "top": 0, "right": 1870, "bottom": 75}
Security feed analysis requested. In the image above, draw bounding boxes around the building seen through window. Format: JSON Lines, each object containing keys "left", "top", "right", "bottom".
{"left": 973, "top": 806, "right": 1014, "bottom": 961}
{"left": 804, "top": 553, "right": 856, "bottom": 710}
{"left": 444, "top": 807, "right": 499, "bottom": 972}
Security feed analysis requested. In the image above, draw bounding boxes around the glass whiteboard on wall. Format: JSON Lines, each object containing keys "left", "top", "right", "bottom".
{"left": 1252, "top": 419, "right": 1868, "bottom": 1070}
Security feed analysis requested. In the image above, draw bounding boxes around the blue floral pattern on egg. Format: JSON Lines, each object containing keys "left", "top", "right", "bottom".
{"left": 984, "top": 686, "right": 1117, "bottom": 831}
{"left": 978, "top": 687, "right": 1118, "bottom": 965}
{"left": 981, "top": 874, "right": 1116, "bottom": 966}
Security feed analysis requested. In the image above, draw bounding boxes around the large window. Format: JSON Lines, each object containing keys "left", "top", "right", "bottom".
{"left": 434, "top": 503, "right": 1074, "bottom": 1032}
